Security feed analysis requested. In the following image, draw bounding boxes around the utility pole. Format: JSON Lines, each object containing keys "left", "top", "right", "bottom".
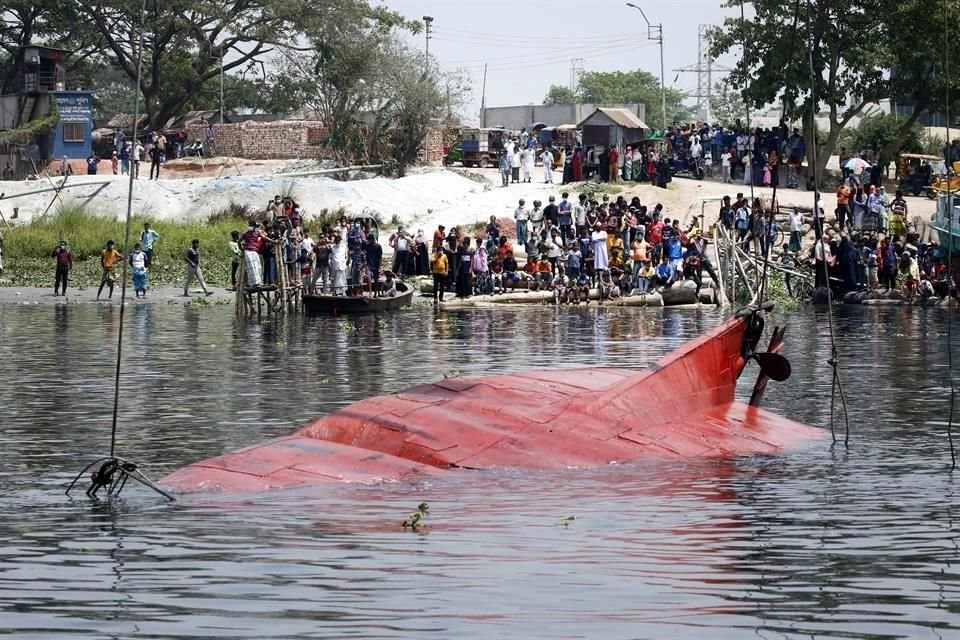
{"left": 569, "top": 58, "right": 585, "bottom": 92}
{"left": 480, "top": 62, "right": 488, "bottom": 127}
{"left": 625, "top": 2, "right": 666, "bottom": 133}
{"left": 673, "top": 25, "right": 731, "bottom": 122}
{"left": 219, "top": 44, "right": 224, "bottom": 126}
{"left": 423, "top": 16, "right": 433, "bottom": 77}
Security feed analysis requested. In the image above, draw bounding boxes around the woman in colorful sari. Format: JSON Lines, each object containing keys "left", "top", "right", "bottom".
{"left": 572, "top": 146, "right": 583, "bottom": 182}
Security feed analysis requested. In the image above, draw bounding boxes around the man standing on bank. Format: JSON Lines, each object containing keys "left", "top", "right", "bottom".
{"left": 52, "top": 240, "right": 72, "bottom": 296}
{"left": 183, "top": 239, "right": 214, "bottom": 297}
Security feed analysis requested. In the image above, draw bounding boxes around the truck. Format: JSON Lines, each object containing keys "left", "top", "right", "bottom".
{"left": 460, "top": 127, "right": 507, "bottom": 168}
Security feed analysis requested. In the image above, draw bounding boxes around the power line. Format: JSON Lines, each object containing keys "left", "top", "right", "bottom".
{"left": 440, "top": 42, "right": 657, "bottom": 72}
{"left": 434, "top": 26, "right": 641, "bottom": 41}
{"left": 431, "top": 34, "right": 636, "bottom": 56}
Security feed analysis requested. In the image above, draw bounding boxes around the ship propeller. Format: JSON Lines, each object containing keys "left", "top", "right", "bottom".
{"left": 751, "top": 352, "right": 792, "bottom": 382}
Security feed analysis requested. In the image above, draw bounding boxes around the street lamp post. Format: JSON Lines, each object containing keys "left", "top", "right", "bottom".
{"left": 625, "top": 2, "right": 666, "bottom": 133}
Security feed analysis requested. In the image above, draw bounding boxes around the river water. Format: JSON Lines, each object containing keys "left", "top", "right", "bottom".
{"left": 0, "top": 302, "right": 958, "bottom": 639}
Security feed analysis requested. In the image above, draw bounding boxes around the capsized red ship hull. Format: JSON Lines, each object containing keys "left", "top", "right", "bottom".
{"left": 161, "top": 315, "right": 824, "bottom": 493}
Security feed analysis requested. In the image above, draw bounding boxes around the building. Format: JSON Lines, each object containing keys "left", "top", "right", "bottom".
{"left": 577, "top": 107, "right": 648, "bottom": 152}
{"left": 0, "top": 46, "right": 94, "bottom": 176}
{"left": 480, "top": 103, "right": 646, "bottom": 132}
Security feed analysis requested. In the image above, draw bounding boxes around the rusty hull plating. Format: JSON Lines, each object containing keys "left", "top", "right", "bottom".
{"left": 160, "top": 314, "right": 823, "bottom": 493}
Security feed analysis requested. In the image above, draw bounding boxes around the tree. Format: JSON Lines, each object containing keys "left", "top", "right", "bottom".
{"left": 711, "top": 0, "right": 889, "bottom": 184}
{"left": 840, "top": 112, "right": 924, "bottom": 165}
{"left": 0, "top": 0, "right": 99, "bottom": 95}
{"left": 543, "top": 85, "right": 576, "bottom": 105}
{"left": 876, "top": 0, "right": 960, "bottom": 163}
{"left": 71, "top": 0, "right": 413, "bottom": 131}
{"left": 278, "top": 12, "right": 464, "bottom": 170}
{"left": 575, "top": 69, "right": 690, "bottom": 131}
{"left": 709, "top": 81, "right": 748, "bottom": 127}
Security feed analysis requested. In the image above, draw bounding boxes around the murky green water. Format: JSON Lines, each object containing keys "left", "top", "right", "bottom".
{"left": 1, "top": 303, "right": 958, "bottom": 639}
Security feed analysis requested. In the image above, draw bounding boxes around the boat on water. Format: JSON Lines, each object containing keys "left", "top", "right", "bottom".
{"left": 302, "top": 281, "right": 414, "bottom": 315}
{"left": 160, "top": 308, "right": 824, "bottom": 494}
{"left": 930, "top": 192, "right": 960, "bottom": 248}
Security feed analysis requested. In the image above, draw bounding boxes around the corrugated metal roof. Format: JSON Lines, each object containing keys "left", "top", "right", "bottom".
{"left": 578, "top": 107, "right": 647, "bottom": 129}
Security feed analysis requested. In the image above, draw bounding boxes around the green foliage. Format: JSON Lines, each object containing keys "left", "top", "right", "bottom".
{"left": 711, "top": 0, "right": 889, "bottom": 182}
{"left": 839, "top": 113, "right": 924, "bottom": 165}
{"left": 401, "top": 502, "right": 429, "bottom": 531}
{"left": 0, "top": 102, "right": 60, "bottom": 144}
{"left": 308, "top": 206, "right": 351, "bottom": 231}
{"left": 543, "top": 85, "right": 577, "bottom": 106}
{"left": 542, "top": 70, "right": 689, "bottom": 132}
{"left": 206, "top": 200, "right": 256, "bottom": 224}
{"left": 575, "top": 69, "right": 690, "bottom": 131}
{"left": 3, "top": 205, "right": 241, "bottom": 287}
{"left": 709, "top": 81, "right": 748, "bottom": 127}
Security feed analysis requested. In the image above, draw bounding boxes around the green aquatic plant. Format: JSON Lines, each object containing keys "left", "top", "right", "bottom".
{"left": 402, "top": 502, "right": 430, "bottom": 531}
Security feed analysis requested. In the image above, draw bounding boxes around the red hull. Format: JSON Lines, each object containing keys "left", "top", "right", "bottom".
{"left": 161, "top": 315, "right": 824, "bottom": 493}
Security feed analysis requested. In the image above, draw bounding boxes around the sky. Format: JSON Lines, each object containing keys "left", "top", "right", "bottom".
{"left": 381, "top": 0, "right": 748, "bottom": 123}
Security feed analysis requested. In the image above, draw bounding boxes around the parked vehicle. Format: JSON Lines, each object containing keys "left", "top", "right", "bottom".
{"left": 443, "top": 144, "right": 462, "bottom": 166}
{"left": 538, "top": 125, "right": 579, "bottom": 164}
{"left": 461, "top": 127, "right": 507, "bottom": 168}
{"left": 897, "top": 153, "right": 945, "bottom": 197}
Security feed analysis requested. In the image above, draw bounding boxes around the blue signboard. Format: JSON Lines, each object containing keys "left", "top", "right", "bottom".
{"left": 50, "top": 91, "right": 93, "bottom": 160}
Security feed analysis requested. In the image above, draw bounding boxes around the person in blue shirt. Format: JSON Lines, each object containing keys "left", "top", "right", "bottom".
{"left": 655, "top": 256, "right": 676, "bottom": 288}
{"left": 140, "top": 222, "right": 160, "bottom": 266}
{"left": 666, "top": 235, "right": 684, "bottom": 276}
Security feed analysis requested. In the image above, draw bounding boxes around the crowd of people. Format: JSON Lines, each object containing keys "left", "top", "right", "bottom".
{"left": 486, "top": 120, "right": 813, "bottom": 190}
{"left": 76, "top": 121, "right": 218, "bottom": 181}
{"left": 234, "top": 195, "right": 397, "bottom": 298}
{"left": 49, "top": 221, "right": 213, "bottom": 298}
{"left": 425, "top": 191, "right": 719, "bottom": 304}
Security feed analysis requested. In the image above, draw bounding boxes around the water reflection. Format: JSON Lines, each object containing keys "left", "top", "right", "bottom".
{"left": 1, "top": 303, "right": 959, "bottom": 639}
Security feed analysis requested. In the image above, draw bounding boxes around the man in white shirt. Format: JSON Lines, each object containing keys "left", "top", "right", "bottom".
{"left": 300, "top": 229, "right": 316, "bottom": 254}
{"left": 720, "top": 149, "right": 733, "bottom": 183}
{"left": 541, "top": 149, "right": 554, "bottom": 184}
{"left": 522, "top": 147, "right": 535, "bottom": 183}
{"left": 690, "top": 137, "right": 703, "bottom": 160}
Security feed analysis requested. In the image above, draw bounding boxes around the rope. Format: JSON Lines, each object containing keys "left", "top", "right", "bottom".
{"left": 738, "top": 0, "right": 763, "bottom": 303}
{"left": 805, "top": 0, "right": 849, "bottom": 444}
{"left": 108, "top": 0, "right": 148, "bottom": 458}
{"left": 944, "top": 0, "right": 957, "bottom": 470}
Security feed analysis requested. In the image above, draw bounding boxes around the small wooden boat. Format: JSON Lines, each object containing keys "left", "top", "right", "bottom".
{"left": 302, "top": 280, "right": 414, "bottom": 315}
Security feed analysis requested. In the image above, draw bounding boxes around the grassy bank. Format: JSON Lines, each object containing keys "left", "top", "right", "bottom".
{"left": 2, "top": 206, "right": 245, "bottom": 287}
{"left": 2, "top": 203, "right": 357, "bottom": 288}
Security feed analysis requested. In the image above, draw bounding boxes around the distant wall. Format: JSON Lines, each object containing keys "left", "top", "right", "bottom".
{"left": 480, "top": 103, "right": 647, "bottom": 130}
{"left": 184, "top": 119, "right": 446, "bottom": 163}
{"left": 185, "top": 120, "right": 328, "bottom": 159}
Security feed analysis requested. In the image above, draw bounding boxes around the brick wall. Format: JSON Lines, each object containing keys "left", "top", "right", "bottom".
{"left": 424, "top": 128, "right": 444, "bottom": 165}
{"left": 185, "top": 119, "right": 445, "bottom": 163}
{"left": 184, "top": 120, "right": 331, "bottom": 160}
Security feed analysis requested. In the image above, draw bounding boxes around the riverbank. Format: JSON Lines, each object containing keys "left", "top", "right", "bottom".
{"left": 0, "top": 284, "right": 237, "bottom": 305}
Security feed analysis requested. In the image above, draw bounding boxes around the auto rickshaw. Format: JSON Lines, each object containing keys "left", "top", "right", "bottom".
{"left": 930, "top": 160, "right": 960, "bottom": 198}
{"left": 538, "top": 125, "right": 579, "bottom": 164}
{"left": 897, "top": 153, "right": 946, "bottom": 197}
